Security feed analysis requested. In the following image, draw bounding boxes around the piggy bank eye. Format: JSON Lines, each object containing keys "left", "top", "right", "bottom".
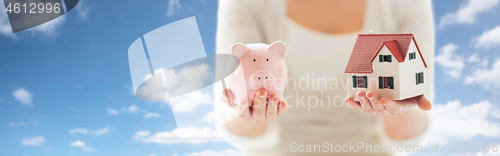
{"left": 253, "top": 59, "right": 256, "bottom": 62}
{"left": 266, "top": 58, "right": 269, "bottom": 61}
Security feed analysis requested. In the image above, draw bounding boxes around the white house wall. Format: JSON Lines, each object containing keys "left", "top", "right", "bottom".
{"left": 398, "top": 40, "right": 426, "bottom": 100}
{"left": 347, "top": 46, "right": 400, "bottom": 100}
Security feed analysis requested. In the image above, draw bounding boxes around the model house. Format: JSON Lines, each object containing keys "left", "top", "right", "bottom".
{"left": 344, "top": 33, "right": 427, "bottom": 100}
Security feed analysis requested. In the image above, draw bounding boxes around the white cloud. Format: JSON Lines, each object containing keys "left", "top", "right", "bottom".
{"left": 167, "top": 0, "right": 182, "bottom": 16}
{"left": 138, "top": 64, "right": 211, "bottom": 102}
{"left": 10, "top": 121, "right": 40, "bottom": 127}
{"left": 9, "top": 122, "right": 26, "bottom": 127}
{"left": 429, "top": 100, "right": 500, "bottom": 143}
{"left": 170, "top": 90, "right": 212, "bottom": 112}
{"left": 144, "top": 113, "right": 161, "bottom": 118}
{"left": 68, "top": 106, "right": 78, "bottom": 111}
{"left": 30, "top": 15, "right": 66, "bottom": 36}
{"left": 184, "top": 149, "right": 241, "bottom": 156}
{"left": 90, "top": 127, "right": 110, "bottom": 135}
{"left": 107, "top": 108, "right": 119, "bottom": 115}
{"left": 82, "top": 147, "right": 94, "bottom": 151}
{"left": 148, "top": 154, "right": 157, "bottom": 156}
{"left": 435, "top": 43, "right": 465, "bottom": 79}
{"left": 474, "top": 26, "right": 500, "bottom": 48}
{"left": 116, "top": 104, "right": 164, "bottom": 118}
{"left": 0, "top": 0, "right": 18, "bottom": 39}
{"left": 75, "top": 0, "right": 90, "bottom": 20}
{"left": 69, "top": 127, "right": 109, "bottom": 135}
{"left": 75, "top": 84, "right": 83, "bottom": 89}
{"left": 69, "top": 140, "right": 85, "bottom": 147}
{"left": 136, "top": 70, "right": 168, "bottom": 102}
{"left": 133, "top": 127, "right": 219, "bottom": 144}
{"left": 464, "top": 58, "right": 500, "bottom": 89}
{"left": 468, "top": 53, "right": 481, "bottom": 63}
{"left": 69, "top": 128, "right": 89, "bottom": 134}
{"left": 438, "top": 0, "right": 500, "bottom": 29}
{"left": 12, "top": 88, "right": 34, "bottom": 107}
{"left": 70, "top": 140, "right": 95, "bottom": 151}
{"left": 133, "top": 64, "right": 214, "bottom": 133}
{"left": 201, "top": 111, "right": 215, "bottom": 123}
{"left": 22, "top": 136, "right": 45, "bottom": 146}
{"left": 122, "top": 105, "right": 141, "bottom": 113}
{"left": 166, "top": 64, "right": 211, "bottom": 97}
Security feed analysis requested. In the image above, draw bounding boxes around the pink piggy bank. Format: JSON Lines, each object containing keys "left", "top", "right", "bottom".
{"left": 228, "top": 41, "right": 288, "bottom": 105}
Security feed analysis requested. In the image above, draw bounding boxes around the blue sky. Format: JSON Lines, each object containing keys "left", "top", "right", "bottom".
{"left": 0, "top": 0, "right": 500, "bottom": 155}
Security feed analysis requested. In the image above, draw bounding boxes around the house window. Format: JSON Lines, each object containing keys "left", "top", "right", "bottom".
{"left": 352, "top": 76, "right": 367, "bottom": 88}
{"left": 379, "top": 55, "right": 392, "bottom": 62}
{"left": 416, "top": 72, "right": 424, "bottom": 85}
{"left": 378, "top": 76, "right": 394, "bottom": 89}
{"left": 409, "top": 52, "right": 417, "bottom": 60}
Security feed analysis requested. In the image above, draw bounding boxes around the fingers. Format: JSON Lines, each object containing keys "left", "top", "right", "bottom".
{"left": 222, "top": 89, "right": 235, "bottom": 107}
{"left": 236, "top": 100, "right": 251, "bottom": 119}
{"left": 345, "top": 97, "right": 363, "bottom": 110}
{"left": 366, "top": 91, "right": 389, "bottom": 115}
{"left": 278, "top": 100, "right": 288, "bottom": 115}
{"left": 266, "top": 94, "right": 279, "bottom": 119}
{"left": 379, "top": 97, "right": 403, "bottom": 114}
{"left": 251, "top": 89, "right": 267, "bottom": 123}
{"left": 416, "top": 95, "right": 432, "bottom": 111}
{"left": 357, "top": 91, "right": 377, "bottom": 115}
{"left": 221, "top": 95, "right": 236, "bottom": 108}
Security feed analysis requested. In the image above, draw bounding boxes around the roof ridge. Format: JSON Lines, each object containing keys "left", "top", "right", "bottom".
{"left": 383, "top": 39, "right": 398, "bottom": 43}
{"left": 358, "top": 33, "right": 413, "bottom": 36}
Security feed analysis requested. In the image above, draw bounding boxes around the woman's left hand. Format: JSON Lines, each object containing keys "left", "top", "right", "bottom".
{"left": 345, "top": 91, "right": 432, "bottom": 118}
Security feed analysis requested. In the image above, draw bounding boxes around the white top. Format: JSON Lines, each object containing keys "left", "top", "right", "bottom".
{"left": 215, "top": 0, "right": 435, "bottom": 155}
{"left": 284, "top": 17, "right": 360, "bottom": 90}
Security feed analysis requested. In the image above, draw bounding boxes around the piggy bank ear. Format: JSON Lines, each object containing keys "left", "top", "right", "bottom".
{"left": 231, "top": 43, "right": 250, "bottom": 58}
{"left": 269, "top": 41, "right": 287, "bottom": 58}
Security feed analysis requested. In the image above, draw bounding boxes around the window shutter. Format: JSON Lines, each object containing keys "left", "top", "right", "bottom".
{"left": 409, "top": 53, "right": 412, "bottom": 60}
{"left": 413, "top": 52, "right": 417, "bottom": 59}
{"left": 415, "top": 73, "right": 420, "bottom": 85}
{"left": 352, "top": 76, "right": 357, "bottom": 88}
{"left": 379, "top": 77, "right": 383, "bottom": 89}
{"left": 388, "top": 77, "right": 394, "bottom": 89}
{"left": 363, "top": 76, "right": 368, "bottom": 88}
{"left": 421, "top": 72, "right": 424, "bottom": 83}
{"left": 388, "top": 55, "right": 392, "bottom": 62}
{"left": 379, "top": 55, "right": 383, "bottom": 62}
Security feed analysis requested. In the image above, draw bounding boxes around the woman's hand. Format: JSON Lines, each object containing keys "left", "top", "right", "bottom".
{"left": 345, "top": 91, "right": 432, "bottom": 118}
{"left": 221, "top": 89, "right": 288, "bottom": 123}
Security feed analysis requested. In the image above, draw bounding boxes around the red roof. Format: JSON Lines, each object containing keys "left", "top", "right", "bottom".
{"left": 344, "top": 33, "right": 427, "bottom": 73}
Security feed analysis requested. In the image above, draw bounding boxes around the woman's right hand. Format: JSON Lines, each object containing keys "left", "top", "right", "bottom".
{"left": 221, "top": 88, "right": 288, "bottom": 123}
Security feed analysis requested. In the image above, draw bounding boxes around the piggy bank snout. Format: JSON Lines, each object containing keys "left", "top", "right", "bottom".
{"left": 249, "top": 71, "right": 275, "bottom": 89}
{"left": 250, "top": 71, "right": 274, "bottom": 81}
